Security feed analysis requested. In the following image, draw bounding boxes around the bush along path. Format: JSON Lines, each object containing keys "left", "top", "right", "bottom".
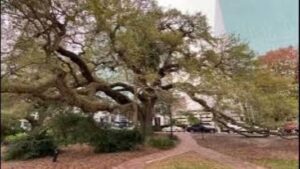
{"left": 113, "top": 132, "right": 266, "bottom": 169}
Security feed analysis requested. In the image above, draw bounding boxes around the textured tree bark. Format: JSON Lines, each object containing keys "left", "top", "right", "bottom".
{"left": 168, "top": 104, "right": 173, "bottom": 138}
{"left": 139, "top": 98, "right": 156, "bottom": 137}
{"left": 133, "top": 87, "right": 139, "bottom": 126}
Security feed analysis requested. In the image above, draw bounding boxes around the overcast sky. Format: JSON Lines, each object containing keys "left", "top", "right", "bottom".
{"left": 157, "top": 0, "right": 216, "bottom": 16}
{"left": 157, "top": 0, "right": 299, "bottom": 53}
{"left": 157, "top": 0, "right": 224, "bottom": 35}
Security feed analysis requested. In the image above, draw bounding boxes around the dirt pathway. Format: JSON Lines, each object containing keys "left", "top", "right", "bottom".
{"left": 113, "top": 132, "right": 266, "bottom": 169}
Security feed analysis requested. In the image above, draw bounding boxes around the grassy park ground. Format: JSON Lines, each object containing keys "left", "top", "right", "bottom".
{"left": 193, "top": 133, "right": 299, "bottom": 169}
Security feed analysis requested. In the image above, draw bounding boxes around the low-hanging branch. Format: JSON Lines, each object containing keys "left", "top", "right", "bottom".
{"left": 54, "top": 70, "right": 115, "bottom": 112}
{"left": 56, "top": 47, "right": 94, "bottom": 83}
{"left": 188, "top": 93, "right": 297, "bottom": 138}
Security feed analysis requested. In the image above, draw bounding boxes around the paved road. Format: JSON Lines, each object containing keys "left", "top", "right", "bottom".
{"left": 113, "top": 132, "right": 266, "bottom": 169}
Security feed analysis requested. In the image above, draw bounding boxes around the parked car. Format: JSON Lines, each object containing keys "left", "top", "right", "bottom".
{"left": 113, "top": 121, "right": 128, "bottom": 128}
{"left": 186, "top": 123, "right": 217, "bottom": 133}
{"left": 162, "top": 126, "right": 184, "bottom": 132}
{"left": 219, "top": 124, "right": 230, "bottom": 133}
{"left": 111, "top": 124, "right": 134, "bottom": 130}
{"left": 111, "top": 121, "right": 134, "bottom": 130}
{"left": 226, "top": 123, "right": 247, "bottom": 133}
{"left": 282, "top": 122, "right": 298, "bottom": 134}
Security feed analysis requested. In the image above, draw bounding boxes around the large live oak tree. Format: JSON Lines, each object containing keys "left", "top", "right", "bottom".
{"left": 1, "top": 0, "right": 297, "bottom": 137}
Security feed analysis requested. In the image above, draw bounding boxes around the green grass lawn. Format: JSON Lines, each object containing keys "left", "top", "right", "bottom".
{"left": 145, "top": 152, "right": 232, "bottom": 169}
{"left": 256, "top": 158, "right": 298, "bottom": 169}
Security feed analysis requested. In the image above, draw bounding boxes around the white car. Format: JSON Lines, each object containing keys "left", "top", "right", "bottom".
{"left": 227, "top": 123, "right": 247, "bottom": 132}
{"left": 162, "top": 126, "right": 184, "bottom": 132}
{"left": 202, "top": 123, "right": 216, "bottom": 130}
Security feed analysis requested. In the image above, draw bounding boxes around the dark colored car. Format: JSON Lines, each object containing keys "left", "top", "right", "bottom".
{"left": 186, "top": 123, "right": 217, "bottom": 133}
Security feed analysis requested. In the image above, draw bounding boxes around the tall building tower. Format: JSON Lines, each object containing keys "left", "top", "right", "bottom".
{"left": 159, "top": 0, "right": 298, "bottom": 53}
{"left": 214, "top": 0, "right": 226, "bottom": 36}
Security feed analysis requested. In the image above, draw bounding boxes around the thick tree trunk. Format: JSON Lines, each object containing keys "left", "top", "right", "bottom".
{"left": 168, "top": 104, "right": 173, "bottom": 138}
{"left": 133, "top": 87, "right": 138, "bottom": 126}
{"left": 139, "top": 99, "right": 156, "bottom": 138}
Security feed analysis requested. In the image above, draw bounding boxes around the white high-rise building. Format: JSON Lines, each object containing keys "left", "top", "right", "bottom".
{"left": 158, "top": 0, "right": 225, "bottom": 36}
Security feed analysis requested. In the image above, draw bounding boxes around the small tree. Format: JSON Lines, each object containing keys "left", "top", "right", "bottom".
{"left": 259, "top": 46, "right": 298, "bottom": 80}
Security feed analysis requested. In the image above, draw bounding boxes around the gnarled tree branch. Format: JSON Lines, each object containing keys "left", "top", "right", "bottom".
{"left": 56, "top": 47, "right": 94, "bottom": 83}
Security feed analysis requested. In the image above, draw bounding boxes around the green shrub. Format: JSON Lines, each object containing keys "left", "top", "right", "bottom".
{"left": 3, "top": 133, "right": 28, "bottom": 145}
{"left": 1, "top": 114, "right": 24, "bottom": 142}
{"left": 147, "top": 135, "right": 177, "bottom": 149}
{"left": 3, "top": 130, "right": 57, "bottom": 161}
{"left": 49, "top": 112, "right": 98, "bottom": 145}
{"left": 49, "top": 112, "right": 143, "bottom": 153}
{"left": 90, "top": 129, "right": 143, "bottom": 153}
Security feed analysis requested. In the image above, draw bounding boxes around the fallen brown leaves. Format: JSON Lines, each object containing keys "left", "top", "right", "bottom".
{"left": 193, "top": 133, "right": 298, "bottom": 162}
{"left": 1, "top": 144, "right": 161, "bottom": 169}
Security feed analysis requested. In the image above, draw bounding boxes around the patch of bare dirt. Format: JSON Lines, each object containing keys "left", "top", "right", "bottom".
{"left": 193, "top": 133, "right": 299, "bottom": 162}
{"left": 1, "top": 144, "right": 161, "bottom": 169}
